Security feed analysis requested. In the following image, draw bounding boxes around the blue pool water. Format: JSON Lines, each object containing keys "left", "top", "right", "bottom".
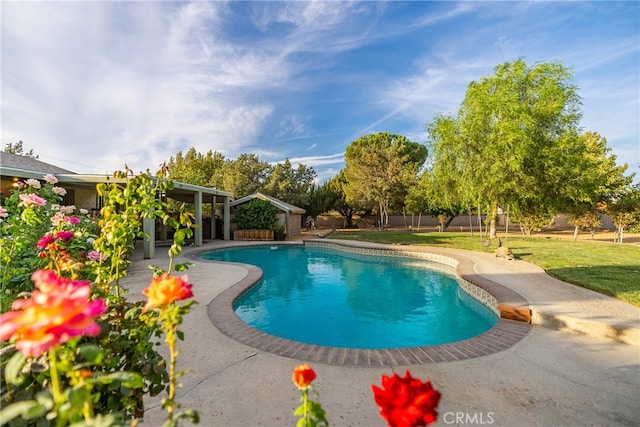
{"left": 201, "top": 245, "right": 497, "bottom": 349}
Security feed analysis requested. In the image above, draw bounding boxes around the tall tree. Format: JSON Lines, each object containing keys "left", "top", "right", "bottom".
{"left": 306, "top": 182, "right": 339, "bottom": 219}
{"left": 3, "top": 141, "right": 38, "bottom": 158}
{"left": 427, "top": 59, "right": 630, "bottom": 238}
{"left": 405, "top": 172, "right": 432, "bottom": 230}
{"left": 167, "top": 147, "right": 225, "bottom": 186}
{"left": 562, "top": 132, "right": 631, "bottom": 239}
{"left": 343, "top": 132, "right": 427, "bottom": 229}
{"left": 607, "top": 182, "right": 640, "bottom": 243}
{"left": 406, "top": 169, "right": 466, "bottom": 231}
{"left": 218, "top": 153, "right": 271, "bottom": 198}
{"left": 326, "top": 170, "right": 360, "bottom": 228}
{"left": 261, "top": 158, "right": 316, "bottom": 208}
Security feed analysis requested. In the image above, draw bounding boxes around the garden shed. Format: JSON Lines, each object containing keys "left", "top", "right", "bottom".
{"left": 230, "top": 192, "right": 305, "bottom": 240}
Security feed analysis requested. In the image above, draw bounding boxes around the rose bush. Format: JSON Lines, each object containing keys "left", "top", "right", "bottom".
{"left": 292, "top": 364, "right": 328, "bottom": 427}
{"left": 0, "top": 167, "right": 198, "bottom": 426}
{"left": 1, "top": 176, "right": 99, "bottom": 311}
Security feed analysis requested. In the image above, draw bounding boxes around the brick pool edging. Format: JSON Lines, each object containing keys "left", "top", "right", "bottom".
{"left": 199, "top": 240, "right": 532, "bottom": 366}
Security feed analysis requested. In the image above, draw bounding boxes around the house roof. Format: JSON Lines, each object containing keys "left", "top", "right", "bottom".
{"left": 230, "top": 192, "right": 305, "bottom": 214}
{"left": 0, "top": 153, "right": 233, "bottom": 199}
{"left": 1, "top": 152, "right": 75, "bottom": 175}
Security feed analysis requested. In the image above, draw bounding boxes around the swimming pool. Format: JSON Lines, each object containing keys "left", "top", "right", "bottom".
{"left": 201, "top": 244, "right": 497, "bottom": 349}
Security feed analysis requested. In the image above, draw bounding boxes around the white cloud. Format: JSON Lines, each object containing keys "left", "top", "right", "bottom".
{"left": 1, "top": 1, "right": 282, "bottom": 173}
{"left": 1, "top": 1, "right": 637, "bottom": 183}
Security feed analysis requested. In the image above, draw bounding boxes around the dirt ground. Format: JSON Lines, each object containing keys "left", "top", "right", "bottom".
{"left": 500, "top": 229, "right": 640, "bottom": 244}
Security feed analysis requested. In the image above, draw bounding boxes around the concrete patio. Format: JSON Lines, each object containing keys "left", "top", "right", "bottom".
{"left": 120, "top": 239, "right": 640, "bottom": 427}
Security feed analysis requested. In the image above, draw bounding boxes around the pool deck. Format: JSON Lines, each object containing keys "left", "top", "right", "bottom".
{"left": 121, "top": 239, "right": 640, "bottom": 427}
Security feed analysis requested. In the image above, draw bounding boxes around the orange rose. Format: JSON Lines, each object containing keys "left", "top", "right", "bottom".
{"left": 0, "top": 270, "right": 106, "bottom": 358}
{"left": 142, "top": 273, "right": 193, "bottom": 311}
{"left": 292, "top": 364, "right": 316, "bottom": 390}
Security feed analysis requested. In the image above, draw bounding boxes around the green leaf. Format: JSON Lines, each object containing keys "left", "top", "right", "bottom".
{"left": 94, "top": 372, "right": 144, "bottom": 389}
{"left": 4, "top": 350, "right": 27, "bottom": 385}
{"left": 78, "top": 344, "right": 104, "bottom": 364}
{"left": 69, "top": 413, "right": 121, "bottom": 427}
{"left": 68, "top": 386, "right": 90, "bottom": 408}
{"left": 0, "top": 400, "right": 47, "bottom": 423}
{"left": 173, "top": 262, "right": 194, "bottom": 272}
{"left": 175, "top": 408, "right": 200, "bottom": 424}
{"left": 173, "top": 229, "right": 185, "bottom": 242}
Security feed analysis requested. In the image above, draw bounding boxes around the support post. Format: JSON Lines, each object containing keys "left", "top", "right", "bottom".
{"left": 194, "top": 191, "right": 203, "bottom": 247}
{"left": 211, "top": 195, "right": 217, "bottom": 240}
{"left": 223, "top": 196, "right": 231, "bottom": 240}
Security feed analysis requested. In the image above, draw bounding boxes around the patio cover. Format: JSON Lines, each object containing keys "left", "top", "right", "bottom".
{"left": 0, "top": 164, "right": 232, "bottom": 259}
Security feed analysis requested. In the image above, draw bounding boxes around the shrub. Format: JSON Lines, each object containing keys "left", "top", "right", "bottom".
{"left": 0, "top": 167, "right": 198, "bottom": 426}
{"left": 233, "top": 199, "right": 279, "bottom": 231}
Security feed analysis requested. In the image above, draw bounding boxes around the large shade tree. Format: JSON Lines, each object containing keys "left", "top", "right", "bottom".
{"left": 218, "top": 153, "right": 271, "bottom": 198}
{"left": 166, "top": 150, "right": 316, "bottom": 206}
{"left": 607, "top": 182, "right": 640, "bottom": 243}
{"left": 261, "top": 158, "right": 316, "bottom": 208}
{"left": 167, "top": 148, "right": 225, "bottom": 186}
{"left": 343, "top": 132, "right": 427, "bottom": 229}
{"left": 406, "top": 168, "right": 468, "bottom": 231}
{"left": 564, "top": 132, "right": 631, "bottom": 239}
{"left": 325, "top": 170, "right": 364, "bottom": 228}
{"left": 427, "top": 59, "right": 630, "bottom": 238}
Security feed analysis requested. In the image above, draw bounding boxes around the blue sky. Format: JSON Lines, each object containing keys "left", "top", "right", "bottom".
{"left": 2, "top": 1, "right": 638, "bottom": 183}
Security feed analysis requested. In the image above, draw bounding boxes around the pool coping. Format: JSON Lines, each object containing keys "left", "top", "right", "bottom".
{"left": 196, "top": 240, "right": 532, "bottom": 366}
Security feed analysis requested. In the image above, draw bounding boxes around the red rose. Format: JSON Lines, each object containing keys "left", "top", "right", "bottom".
{"left": 372, "top": 370, "right": 441, "bottom": 427}
{"left": 55, "top": 231, "right": 75, "bottom": 242}
{"left": 292, "top": 364, "right": 316, "bottom": 390}
{"left": 37, "top": 234, "right": 56, "bottom": 249}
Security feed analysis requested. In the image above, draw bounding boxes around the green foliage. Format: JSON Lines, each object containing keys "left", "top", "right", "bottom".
{"left": 324, "top": 171, "right": 361, "bottom": 228}
{"left": 566, "top": 205, "right": 603, "bottom": 240}
{"left": 426, "top": 59, "right": 632, "bottom": 238}
{"left": 607, "top": 182, "right": 640, "bottom": 241}
{"left": 1, "top": 166, "right": 198, "bottom": 425}
{"left": 343, "top": 132, "right": 427, "bottom": 229}
{"left": 262, "top": 158, "right": 316, "bottom": 208}
{"left": 306, "top": 181, "right": 345, "bottom": 219}
{"left": 233, "top": 199, "right": 279, "bottom": 231}
{"left": 94, "top": 167, "right": 172, "bottom": 297}
{"left": 0, "top": 179, "right": 99, "bottom": 312}
{"left": 293, "top": 389, "right": 329, "bottom": 427}
{"left": 218, "top": 153, "right": 271, "bottom": 198}
{"left": 164, "top": 148, "right": 317, "bottom": 208}
{"left": 2, "top": 141, "right": 39, "bottom": 158}
{"left": 167, "top": 148, "right": 225, "bottom": 187}
{"left": 510, "top": 203, "right": 555, "bottom": 235}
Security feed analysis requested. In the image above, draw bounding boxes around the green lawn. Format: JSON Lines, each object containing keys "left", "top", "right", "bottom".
{"left": 327, "top": 231, "right": 640, "bottom": 306}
